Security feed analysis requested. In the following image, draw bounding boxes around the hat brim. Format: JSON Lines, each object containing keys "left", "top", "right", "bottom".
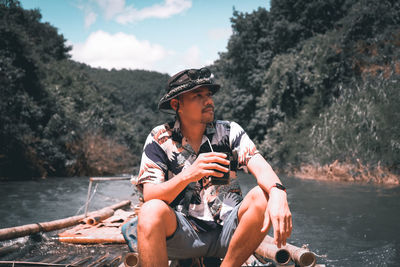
{"left": 158, "top": 83, "right": 220, "bottom": 111}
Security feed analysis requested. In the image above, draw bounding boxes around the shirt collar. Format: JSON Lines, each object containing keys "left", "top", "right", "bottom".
{"left": 171, "top": 119, "right": 216, "bottom": 144}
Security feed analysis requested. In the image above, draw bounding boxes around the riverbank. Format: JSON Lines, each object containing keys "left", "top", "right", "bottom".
{"left": 288, "top": 159, "right": 399, "bottom": 185}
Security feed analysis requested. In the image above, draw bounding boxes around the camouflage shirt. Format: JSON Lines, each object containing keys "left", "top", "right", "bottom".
{"left": 134, "top": 119, "right": 259, "bottom": 225}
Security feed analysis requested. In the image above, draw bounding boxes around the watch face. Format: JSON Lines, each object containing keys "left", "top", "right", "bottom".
{"left": 276, "top": 183, "right": 286, "bottom": 191}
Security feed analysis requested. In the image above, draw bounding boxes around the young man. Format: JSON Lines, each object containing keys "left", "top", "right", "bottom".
{"left": 134, "top": 68, "right": 292, "bottom": 267}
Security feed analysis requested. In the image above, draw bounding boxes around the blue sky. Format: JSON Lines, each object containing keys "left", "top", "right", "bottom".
{"left": 20, "top": 0, "right": 269, "bottom": 75}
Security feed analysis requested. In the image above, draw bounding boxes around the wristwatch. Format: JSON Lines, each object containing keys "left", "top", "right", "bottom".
{"left": 269, "top": 183, "right": 286, "bottom": 193}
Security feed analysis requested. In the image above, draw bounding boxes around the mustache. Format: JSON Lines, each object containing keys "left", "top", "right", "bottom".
{"left": 202, "top": 104, "right": 214, "bottom": 112}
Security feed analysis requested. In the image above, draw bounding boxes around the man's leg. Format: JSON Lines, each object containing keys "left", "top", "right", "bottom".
{"left": 137, "top": 199, "right": 177, "bottom": 267}
{"left": 221, "top": 186, "right": 270, "bottom": 267}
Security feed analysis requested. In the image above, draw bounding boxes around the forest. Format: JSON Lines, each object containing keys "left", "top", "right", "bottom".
{"left": 1, "top": 0, "right": 399, "bottom": 183}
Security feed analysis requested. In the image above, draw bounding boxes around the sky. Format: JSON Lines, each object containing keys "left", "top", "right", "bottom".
{"left": 19, "top": 0, "right": 269, "bottom": 75}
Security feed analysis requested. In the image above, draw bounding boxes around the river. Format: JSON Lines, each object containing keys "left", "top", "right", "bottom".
{"left": 0, "top": 174, "right": 399, "bottom": 266}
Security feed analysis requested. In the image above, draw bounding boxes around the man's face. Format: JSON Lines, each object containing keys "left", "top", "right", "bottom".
{"left": 174, "top": 87, "right": 215, "bottom": 124}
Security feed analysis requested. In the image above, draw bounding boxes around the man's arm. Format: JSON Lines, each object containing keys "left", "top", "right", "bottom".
{"left": 142, "top": 152, "right": 229, "bottom": 204}
{"left": 247, "top": 153, "right": 292, "bottom": 248}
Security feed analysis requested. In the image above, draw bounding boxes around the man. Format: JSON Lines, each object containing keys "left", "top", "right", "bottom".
{"left": 134, "top": 67, "right": 292, "bottom": 267}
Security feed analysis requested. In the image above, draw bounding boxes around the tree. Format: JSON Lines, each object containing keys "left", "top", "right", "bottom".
{"left": 213, "top": 0, "right": 400, "bottom": 174}
{"left": 0, "top": 0, "right": 70, "bottom": 177}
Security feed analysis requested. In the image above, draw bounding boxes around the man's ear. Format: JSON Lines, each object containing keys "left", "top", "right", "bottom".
{"left": 170, "top": 99, "right": 179, "bottom": 111}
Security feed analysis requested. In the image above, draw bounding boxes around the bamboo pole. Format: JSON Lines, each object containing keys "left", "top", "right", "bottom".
{"left": 262, "top": 235, "right": 316, "bottom": 267}
{"left": 123, "top": 252, "right": 140, "bottom": 267}
{"left": 70, "top": 256, "right": 93, "bottom": 266}
{"left": 0, "top": 200, "right": 131, "bottom": 241}
{"left": 0, "top": 260, "right": 77, "bottom": 266}
{"left": 254, "top": 238, "right": 291, "bottom": 265}
{"left": 108, "top": 255, "right": 123, "bottom": 266}
{"left": 0, "top": 242, "right": 23, "bottom": 256}
{"left": 285, "top": 242, "right": 316, "bottom": 267}
{"left": 57, "top": 235, "right": 126, "bottom": 244}
{"left": 86, "top": 252, "right": 110, "bottom": 267}
{"left": 82, "top": 207, "right": 114, "bottom": 225}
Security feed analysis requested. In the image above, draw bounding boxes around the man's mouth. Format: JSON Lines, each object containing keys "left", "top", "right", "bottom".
{"left": 202, "top": 107, "right": 214, "bottom": 113}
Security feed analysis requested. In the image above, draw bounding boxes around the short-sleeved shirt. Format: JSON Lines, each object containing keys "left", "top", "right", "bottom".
{"left": 134, "top": 119, "right": 259, "bottom": 226}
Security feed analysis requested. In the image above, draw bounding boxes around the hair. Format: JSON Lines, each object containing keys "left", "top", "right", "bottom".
{"left": 175, "top": 101, "right": 180, "bottom": 117}
{"left": 173, "top": 95, "right": 182, "bottom": 120}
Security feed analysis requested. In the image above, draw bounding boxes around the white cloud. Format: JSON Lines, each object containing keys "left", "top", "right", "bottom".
{"left": 70, "top": 30, "right": 170, "bottom": 71}
{"left": 78, "top": 0, "right": 192, "bottom": 27}
{"left": 84, "top": 11, "right": 97, "bottom": 28}
{"left": 208, "top": 27, "right": 232, "bottom": 41}
{"left": 94, "top": 0, "right": 125, "bottom": 20}
{"left": 92, "top": 0, "right": 192, "bottom": 24}
{"left": 153, "top": 45, "right": 210, "bottom": 75}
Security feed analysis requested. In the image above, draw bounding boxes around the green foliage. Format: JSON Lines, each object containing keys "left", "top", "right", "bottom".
{"left": 82, "top": 67, "right": 170, "bottom": 145}
{"left": 213, "top": 7, "right": 273, "bottom": 130}
{"left": 0, "top": 0, "right": 170, "bottom": 178}
{"left": 270, "top": 0, "right": 355, "bottom": 42}
{"left": 2, "top": 0, "right": 399, "bottom": 177}
{"left": 214, "top": 0, "right": 354, "bottom": 135}
{"left": 32, "top": 60, "right": 169, "bottom": 177}
{"left": 310, "top": 75, "right": 400, "bottom": 168}
{"left": 214, "top": 0, "right": 400, "bottom": 172}
{"left": 0, "top": 0, "right": 70, "bottom": 177}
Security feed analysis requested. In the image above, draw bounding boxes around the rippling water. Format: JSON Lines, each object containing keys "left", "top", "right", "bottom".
{"left": 1, "top": 174, "right": 399, "bottom": 266}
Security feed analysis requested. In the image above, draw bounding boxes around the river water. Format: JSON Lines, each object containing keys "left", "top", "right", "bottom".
{"left": 0, "top": 174, "right": 399, "bottom": 266}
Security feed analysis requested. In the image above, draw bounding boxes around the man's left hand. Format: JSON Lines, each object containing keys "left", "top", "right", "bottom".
{"left": 261, "top": 188, "right": 292, "bottom": 248}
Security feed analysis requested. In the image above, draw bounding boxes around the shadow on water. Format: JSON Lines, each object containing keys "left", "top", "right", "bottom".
{"left": 1, "top": 174, "right": 400, "bottom": 266}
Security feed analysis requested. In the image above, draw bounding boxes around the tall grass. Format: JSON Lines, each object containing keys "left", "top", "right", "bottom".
{"left": 310, "top": 74, "right": 400, "bottom": 170}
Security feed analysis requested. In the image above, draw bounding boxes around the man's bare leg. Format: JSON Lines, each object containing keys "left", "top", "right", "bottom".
{"left": 221, "top": 186, "right": 270, "bottom": 267}
{"left": 137, "top": 199, "right": 178, "bottom": 267}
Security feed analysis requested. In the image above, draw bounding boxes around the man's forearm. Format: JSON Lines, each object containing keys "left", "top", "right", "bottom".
{"left": 142, "top": 171, "right": 192, "bottom": 204}
{"left": 247, "top": 154, "right": 284, "bottom": 194}
{"left": 142, "top": 152, "right": 230, "bottom": 203}
{"left": 247, "top": 153, "right": 292, "bottom": 247}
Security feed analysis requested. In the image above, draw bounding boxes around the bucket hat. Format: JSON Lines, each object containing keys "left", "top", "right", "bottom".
{"left": 158, "top": 67, "right": 220, "bottom": 111}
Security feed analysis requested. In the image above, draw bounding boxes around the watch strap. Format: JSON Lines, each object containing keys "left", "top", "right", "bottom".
{"left": 268, "top": 183, "right": 286, "bottom": 193}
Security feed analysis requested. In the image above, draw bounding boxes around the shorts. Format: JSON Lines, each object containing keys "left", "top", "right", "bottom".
{"left": 166, "top": 204, "right": 241, "bottom": 259}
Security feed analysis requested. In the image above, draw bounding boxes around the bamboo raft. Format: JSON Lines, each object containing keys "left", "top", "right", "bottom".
{"left": 0, "top": 177, "right": 326, "bottom": 267}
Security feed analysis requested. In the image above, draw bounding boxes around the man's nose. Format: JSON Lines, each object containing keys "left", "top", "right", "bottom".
{"left": 204, "top": 95, "right": 214, "bottom": 105}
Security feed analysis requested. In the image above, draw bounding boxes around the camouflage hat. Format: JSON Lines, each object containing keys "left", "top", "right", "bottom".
{"left": 158, "top": 67, "right": 220, "bottom": 110}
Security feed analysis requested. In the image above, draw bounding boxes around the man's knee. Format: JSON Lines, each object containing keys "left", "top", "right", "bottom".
{"left": 249, "top": 186, "right": 268, "bottom": 209}
{"left": 241, "top": 186, "right": 268, "bottom": 217}
{"left": 137, "top": 199, "right": 176, "bottom": 236}
{"left": 138, "top": 199, "right": 169, "bottom": 225}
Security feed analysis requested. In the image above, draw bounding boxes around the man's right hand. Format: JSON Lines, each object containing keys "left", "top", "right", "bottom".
{"left": 182, "top": 152, "right": 229, "bottom": 182}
